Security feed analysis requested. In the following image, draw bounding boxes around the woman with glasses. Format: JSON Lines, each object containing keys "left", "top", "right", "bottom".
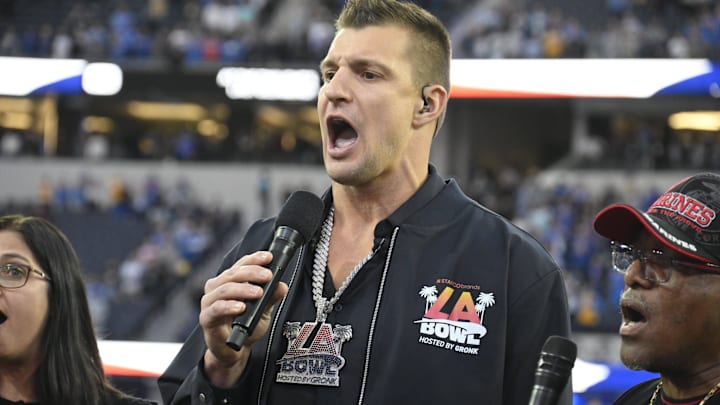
{"left": 0, "top": 215, "right": 155, "bottom": 405}
{"left": 593, "top": 172, "right": 720, "bottom": 405}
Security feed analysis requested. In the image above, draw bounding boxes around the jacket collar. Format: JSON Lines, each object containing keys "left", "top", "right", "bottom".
{"left": 318, "top": 164, "right": 446, "bottom": 239}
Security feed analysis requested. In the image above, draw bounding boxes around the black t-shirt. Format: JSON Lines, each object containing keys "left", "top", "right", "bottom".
{"left": 260, "top": 228, "right": 391, "bottom": 405}
{"left": 614, "top": 379, "right": 720, "bottom": 405}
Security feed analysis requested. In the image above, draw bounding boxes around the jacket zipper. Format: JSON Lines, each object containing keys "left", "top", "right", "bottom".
{"left": 257, "top": 245, "right": 306, "bottom": 405}
{"left": 357, "top": 227, "right": 399, "bottom": 405}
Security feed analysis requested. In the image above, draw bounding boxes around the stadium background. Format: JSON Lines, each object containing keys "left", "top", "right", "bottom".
{"left": 2, "top": 0, "right": 720, "bottom": 403}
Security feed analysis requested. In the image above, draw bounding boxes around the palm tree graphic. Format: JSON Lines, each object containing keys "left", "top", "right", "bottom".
{"left": 475, "top": 292, "right": 495, "bottom": 325}
{"left": 419, "top": 285, "right": 438, "bottom": 313}
{"left": 283, "top": 322, "right": 301, "bottom": 341}
{"left": 332, "top": 324, "right": 353, "bottom": 354}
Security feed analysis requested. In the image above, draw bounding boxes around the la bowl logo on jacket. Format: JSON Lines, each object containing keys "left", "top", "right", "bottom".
{"left": 414, "top": 278, "right": 494, "bottom": 355}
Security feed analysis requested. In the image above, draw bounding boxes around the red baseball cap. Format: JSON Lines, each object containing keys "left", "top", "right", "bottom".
{"left": 593, "top": 172, "right": 720, "bottom": 267}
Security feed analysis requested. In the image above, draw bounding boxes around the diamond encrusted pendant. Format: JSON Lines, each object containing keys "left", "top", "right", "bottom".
{"left": 276, "top": 321, "right": 353, "bottom": 387}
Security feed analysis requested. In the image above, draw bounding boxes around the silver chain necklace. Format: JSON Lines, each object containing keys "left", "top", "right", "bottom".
{"left": 312, "top": 206, "right": 375, "bottom": 323}
{"left": 650, "top": 381, "right": 720, "bottom": 405}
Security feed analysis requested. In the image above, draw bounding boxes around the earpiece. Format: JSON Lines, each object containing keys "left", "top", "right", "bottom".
{"left": 420, "top": 95, "right": 430, "bottom": 113}
{"left": 420, "top": 85, "right": 430, "bottom": 113}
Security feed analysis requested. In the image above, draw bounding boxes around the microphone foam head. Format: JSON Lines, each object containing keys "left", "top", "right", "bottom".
{"left": 534, "top": 335, "right": 577, "bottom": 395}
{"left": 542, "top": 335, "right": 577, "bottom": 362}
{"left": 276, "top": 191, "right": 325, "bottom": 241}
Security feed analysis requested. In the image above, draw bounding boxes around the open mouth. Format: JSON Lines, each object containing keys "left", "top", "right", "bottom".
{"left": 0, "top": 311, "right": 6, "bottom": 324}
{"left": 328, "top": 117, "right": 357, "bottom": 149}
{"left": 621, "top": 303, "right": 646, "bottom": 325}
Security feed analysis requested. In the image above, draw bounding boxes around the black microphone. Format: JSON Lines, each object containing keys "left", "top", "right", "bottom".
{"left": 528, "top": 335, "right": 577, "bottom": 405}
{"left": 226, "top": 190, "right": 324, "bottom": 351}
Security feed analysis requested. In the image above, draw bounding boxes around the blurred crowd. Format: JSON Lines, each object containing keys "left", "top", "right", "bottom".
{"left": 571, "top": 115, "right": 720, "bottom": 172}
{"left": 466, "top": 116, "right": 720, "bottom": 333}
{"left": 1, "top": 0, "right": 720, "bottom": 64}
{"left": 466, "top": 164, "right": 662, "bottom": 333}
{"left": 0, "top": 173, "right": 243, "bottom": 340}
{"left": 451, "top": 0, "right": 720, "bottom": 59}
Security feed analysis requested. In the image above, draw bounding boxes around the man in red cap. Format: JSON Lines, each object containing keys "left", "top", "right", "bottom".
{"left": 593, "top": 172, "right": 720, "bottom": 405}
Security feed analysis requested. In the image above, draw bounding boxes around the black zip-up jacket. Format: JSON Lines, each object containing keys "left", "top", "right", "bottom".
{"left": 159, "top": 166, "right": 573, "bottom": 405}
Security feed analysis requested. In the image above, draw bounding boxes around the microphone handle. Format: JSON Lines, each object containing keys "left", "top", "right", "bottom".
{"left": 528, "top": 386, "right": 560, "bottom": 405}
{"left": 226, "top": 226, "right": 303, "bottom": 351}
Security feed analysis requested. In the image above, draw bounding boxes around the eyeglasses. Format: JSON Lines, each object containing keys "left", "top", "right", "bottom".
{"left": 611, "top": 241, "right": 720, "bottom": 284}
{"left": 0, "top": 263, "right": 51, "bottom": 289}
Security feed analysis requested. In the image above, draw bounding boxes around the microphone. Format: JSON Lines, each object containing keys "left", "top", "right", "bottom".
{"left": 226, "top": 190, "right": 324, "bottom": 351}
{"left": 528, "top": 335, "right": 577, "bottom": 405}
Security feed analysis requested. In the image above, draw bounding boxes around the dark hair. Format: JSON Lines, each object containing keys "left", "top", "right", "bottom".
{"left": 336, "top": 0, "right": 451, "bottom": 91}
{"left": 0, "top": 215, "right": 123, "bottom": 404}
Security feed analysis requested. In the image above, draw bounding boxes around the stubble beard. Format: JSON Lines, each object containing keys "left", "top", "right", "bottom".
{"left": 327, "top": 156, "right": 380, "bottom": 188}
